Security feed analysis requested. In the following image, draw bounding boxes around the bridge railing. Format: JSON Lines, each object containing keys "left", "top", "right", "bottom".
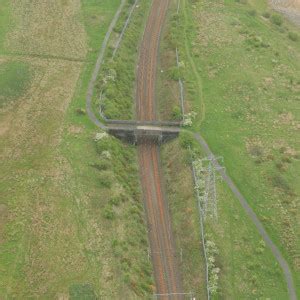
{"left": 105, "top": 119, "right": 182, "bottom": 127}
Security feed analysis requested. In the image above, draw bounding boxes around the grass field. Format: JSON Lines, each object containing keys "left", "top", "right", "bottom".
{"left": 165, "top": 0, "right": 300, "bottom": 297}
{"left": 1, "top": 0, "right": 298, "bottom": 298}
{"left": 0, "top": 61, "right": 32, "bottom": 107}
{"left": 0, "top": 0, "right": 154, "bottom": 298}
{"left": 157, "top": 0, "right": 300, "bottom": 298}
{"left": 162, "top": 137, "right": 288, "bottom": 298}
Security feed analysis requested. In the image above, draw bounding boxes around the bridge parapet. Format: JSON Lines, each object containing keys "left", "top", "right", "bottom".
{"left": 106, "top": 119, "right": 182, "bottom": 127}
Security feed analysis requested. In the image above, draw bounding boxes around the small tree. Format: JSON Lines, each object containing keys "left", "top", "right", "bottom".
{"left": 172, "top": 105, "right": 182, "bottom": 120}
{"left": 271, "top": 14, "right": 283, "bottom": 26}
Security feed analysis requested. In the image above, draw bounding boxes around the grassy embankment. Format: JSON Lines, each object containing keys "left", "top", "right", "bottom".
{"left": 0, "top": 0, "right": 154, "bottom": 298}
{"left": 93, "top": 0, "right": 151, "bottom": 120}
{"left": 158, "top": 0, "right": 297, "bottom": 298}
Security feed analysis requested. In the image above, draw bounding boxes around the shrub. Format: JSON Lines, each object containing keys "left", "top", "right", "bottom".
{"left": 90, "top": 160, "right": 110, "bottom": 171}
{"left": 275, "top": 162, "right": 287, "bottom": 173}
{"left": 248, "top": 9, "right": 257, "bottom": 17}
{"left": 99, "top": 172, "right": 113, "bottom": 188}
{"left": 103, "top": 206, "right": 115, "bottom": 220}
{"left": 271, "top": 175, "right": 294, "bottom": 195}
{"left": 179, "top": 131, "right": 196, "bottom": 149}
{"left": 262, "top": 12, "right": 271, "bottom": 19}
{"left": 76, "top": 108, "right": 86, "bottom": 115}
{"left": 271, "top": 14, "right": 283, "bottom": 26}
{"left": 167, "top": 66, "right": 180, "bottom": 81}
{"left": 172, "top": 105, "right": 182, "bottom": 120}
{"left": 288, "top": 32, "right": 299, "bottom": 42}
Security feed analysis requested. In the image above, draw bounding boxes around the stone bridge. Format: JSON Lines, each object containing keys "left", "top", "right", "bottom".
{"left": 107, "top": 120, "right": 181, "bottom": 144}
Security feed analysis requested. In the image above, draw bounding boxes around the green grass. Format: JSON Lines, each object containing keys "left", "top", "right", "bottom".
{"left": 0, "top": 61, "right": 32, "bottom": 106}
{"left": 59, "top": 0, "right": 154, "bottom": 297}
{"left": 156, "top": 0, "right": 184, "bottom": 121}
{"left": 0, "top": 0, "right": 10, "bottom": 52}
{"left": 162, "top": 141, "right": 207, "bottom": 298}
{"left": 162, "top": 136, "right": 288, "bottom": 298}
{"left": 170, "top": 0, "right": 300, "bottom": 297}
{"left": 0, "top": 0, "right": 154, "bottom": 298}
{"left": 157, "top": 0, "right": 300, "bottom": 297}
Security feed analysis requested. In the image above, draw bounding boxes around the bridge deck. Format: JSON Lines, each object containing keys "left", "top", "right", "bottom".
{"left": 107, "top": 122, "right": 181, "bottom": 144}
{"left": 107, "top": 124, "right": 181, "bottom": 133}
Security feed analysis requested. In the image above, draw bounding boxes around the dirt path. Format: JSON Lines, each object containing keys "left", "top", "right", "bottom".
{"left": 194, "top": 133, "right": 297, "bottom": 300}
{"left": 136, "top": 0, "right": 184, "bottom": 298}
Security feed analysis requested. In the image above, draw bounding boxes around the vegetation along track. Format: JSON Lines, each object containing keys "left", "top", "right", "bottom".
{"left": 136, "top": 0, "right": 184, "bottom": 298}
{"left": 85, "top": 0, "right": 184, "bottom": 297}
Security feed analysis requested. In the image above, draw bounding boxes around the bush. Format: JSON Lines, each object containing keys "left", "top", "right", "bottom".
{"left": 271, "top": 14, "right": 283, "bottom": 26}
{"left": 288, "top": 32, "right": 299, "bottom": 42}
{"left": 103, "top": 206, "right": 115, "bottom": 220}
{"left": 167, "top": 66, "right": 180, "bottom": 81}
{"left": 179, "top": 131, "right": 196, "bottom": 149}
{"left": 262, "top": 11, "right": 271, "bottom": 19}
{"left": 76, "top": 108, "right": 86, "bottom": 115}
{"left": 90, "top": 160, "right": 110, "bottom": 171}
{"left": 172, "top": 105, "right": 182, "bottom": 120}
{"left": 99, "top": 172, "right": 113, "bottom": 188}
{"left": 271, "top": 175, "right": 293, "bottom": 195}
{"left": 248, "top": 9, "right": 257, "bottom": 17}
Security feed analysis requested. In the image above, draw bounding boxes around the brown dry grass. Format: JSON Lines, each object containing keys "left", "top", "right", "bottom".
{"left": 0, "top": 0, "right": 90, "bottom": 296}
{"left": 0, "top": 55, "right": 86, "bottom": 295}
{"left": 5, "top": 0, "right": 87, "bottom": 59}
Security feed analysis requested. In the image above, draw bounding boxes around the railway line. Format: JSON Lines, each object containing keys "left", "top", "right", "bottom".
{"left": 136, "top": 0, "right": 184, "bottom": 298}
{"left": 85, "top": 0, "right": 298, "bottom": 298}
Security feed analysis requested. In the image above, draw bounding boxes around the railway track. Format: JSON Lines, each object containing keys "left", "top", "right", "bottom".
{"left": 136, "top": 0, "right": 184, "bottom": 298}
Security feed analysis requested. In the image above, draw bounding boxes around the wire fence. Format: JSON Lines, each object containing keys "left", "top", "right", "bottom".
{"left": 98, "top": 0, "right": 139, "bottom": 121}
{"left": 176, "top": 0, "right": 185, "bottom": 121}
{"left": 191, "top": 157, "right": 210, "bottom": 300}
{"left": 112, "top": 0, "right": 140, "bottom": 58}
{"left": 153, "top": 292, "right": 195, "bottom": 299}
{"left": 176, "top": 47, "right": 185, "bottom": 119}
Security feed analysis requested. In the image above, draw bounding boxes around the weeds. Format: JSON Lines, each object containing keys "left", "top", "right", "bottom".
{"left": 271, "top": 14, "right": 283, "bottom": 26}
{"left": 95, "top": 0, "right": 151, "bottom": 120}
{"left": 288, "top": 32, "right": 299, "bottom": 42}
